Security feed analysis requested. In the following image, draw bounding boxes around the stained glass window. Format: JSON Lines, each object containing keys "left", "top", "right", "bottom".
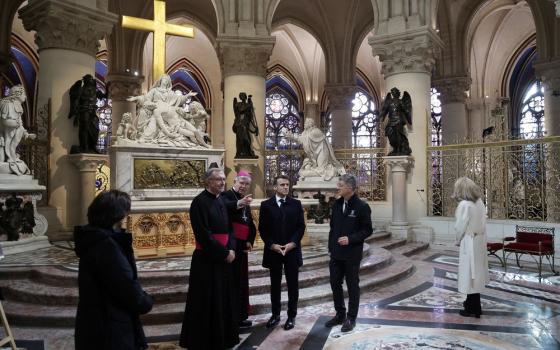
{"left": 95, "top": 82, "right": 112, "bottom": 153}
{"left": 431, "top": 88, "right": 442, "bottom": 146}
{"left": 519, "top": 81, "right": 545, "bottom": 139}
{"left": 264, "top": 90, "right": 302, "bottom": 190}
{"left": 352, "top": 91, "right": 380, "bottom": 148}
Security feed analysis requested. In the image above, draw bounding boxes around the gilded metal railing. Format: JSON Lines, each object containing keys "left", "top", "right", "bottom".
{"left": 427, "top": 136, "right": 560, "bottom": 222}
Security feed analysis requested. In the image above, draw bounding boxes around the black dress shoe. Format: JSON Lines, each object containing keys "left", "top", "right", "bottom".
{"left": 459, "top": 310, "right": 481, "bottom": 318}
{"left": 239, "top": 319, "right": 253, "bottom": 328}
{"left": 266, "top": 315, "right": 281, "bottom": 328}
{"left": 284, "top": 317, "right": 295, "bottom": 330}
{"left": 325, "top": 313, "right": 346, "bottom": 328}
{"left": 340, "top": 318, "right": 356, "bottom": 332}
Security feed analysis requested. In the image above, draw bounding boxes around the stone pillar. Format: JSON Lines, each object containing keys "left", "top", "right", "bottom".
{"left": 466, "top": 97, "right": 486, "bottom": 141}
{"left": 68, "top": 154, "right": 108, "bottom": 225}
{"left": 535, "top": 58, "right": 560, "bottom": 222}
{"left": 383, "top": 156, "right": 414, "bottom": 239}
{"left": 324, "top": 84, "right": 355, "bottom": 149}
{"left": 370, "top": 28, "right": 443, "bottom": 223}
{"left": 19, "top": 0, "right": 118, "bottom": 230}
{"left": 433, "top": 76, "right": 471, "bottom": 144}
{"left": 304, "top": 103, "right": 321, "bottom": 128}
{"left": 106, "top": 73, "right": 144, "bottom": 136}
{"left": 217, "top": 37, "right": 274, "bottom": 199}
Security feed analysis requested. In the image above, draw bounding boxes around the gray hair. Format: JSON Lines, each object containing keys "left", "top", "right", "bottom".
{"left": 452, "top": 177, "right": 482, "bottom": 202}
{"left": 203, "top": 167, "right": 224, "bottom": 183}
{"left": 339, "top": 173, "right": 357, "bottom": 191}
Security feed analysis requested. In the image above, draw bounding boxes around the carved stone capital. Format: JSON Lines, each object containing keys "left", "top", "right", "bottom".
{"left": 217, "top": 36, "right": 275, "bottom": 78}
{"left": 68, "top": 154, "right": 108, "bottom": 173}
{"left": 383, "top": 156, "right": 414, "bottom": 173}
{"left": 107, "top": 74, "right": 144, "bottom": 101}
{"left": 324, "top": 84, "right": 356, "bottom": 110}
{"left": 19, "top": 0, "right": 118, "bottom": 56}
{"left": 369, "top": 28, "right": 443, "bottom": 77}
{"left": 432, "top": 76, "right": 472, "bottom": 104}
{"left": 534, "top": 58, "right": 560, "bottom": 92}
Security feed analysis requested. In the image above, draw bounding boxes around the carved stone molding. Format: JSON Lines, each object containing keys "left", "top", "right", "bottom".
{"left": 107, "top": 74, "right": 144, "bottom": 101}
{"left": 369, "top": 28, "right": 443, "bottom": 77}
{"left": 217, "top": 37, "right": 275, "bottom": 78}
{"left": 324, "top": 84, "right": 355, "bottom": 110}
{"left": 68, "top": 153, "right": 108, "bottom": 173}
{"left": 19, "top": 0, "right": 118, "bottom": 56}
{"left": 534, "top": 58, "right": 560, "bottom": 91}
{"left": 550, "top": 0, "right": 560, "bottom": 17}
{"left": 383, "top": 156, "right": 415, "bottom": 173}
{"left": 432, "top": 76, "right": 472, "bottom": 104}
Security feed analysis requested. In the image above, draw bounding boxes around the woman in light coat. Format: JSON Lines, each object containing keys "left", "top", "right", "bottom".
{"left": 453, "top": 177, "right": 489, "bottom": 318}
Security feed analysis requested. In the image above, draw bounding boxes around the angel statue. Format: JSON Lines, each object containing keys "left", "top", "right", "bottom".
{"left": 379, "top": 87, "right": 412, "bottom": 156}
{"left": 68, "top": 74, "right": 106, "bottom": 154}
{"left": 233, "top": 92, "right": 259, "bottom": 158}
{"left": 0, "top": 85, "right": 36, "bottom": 175}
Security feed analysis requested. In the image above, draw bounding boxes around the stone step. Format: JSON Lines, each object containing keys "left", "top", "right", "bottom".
{"left": 365, "top": 231, "right": 392, "bottom": 243}
{"left": 372, "top": 237, "right": 407, "bottom": 250}
{"left": 2, "top": 257, "right": 414, "bottom": 327}
{"left": 0, "top": 245, "right": 371, "bottom": 287}
{"left": 0, "top": 247, "right": 389, "bottom": 306}
{"left": 389, "top": 242, "right": 430, "bottom": 257}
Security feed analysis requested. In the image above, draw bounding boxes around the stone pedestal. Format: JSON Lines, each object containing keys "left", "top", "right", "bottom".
{"left": 384, "top": 156, "right": 414, "bottom": 240}
{"left": 293, "top": 177, "right": 338, "bottom": 200}
{"left": 0, "top": 176, "right": 50, "bottom": 255}
{"left": 69, "top": 154, "right": 108, "bottom": 225}
{"left": 233, "top": 158, "right": 260, "bottom": 180}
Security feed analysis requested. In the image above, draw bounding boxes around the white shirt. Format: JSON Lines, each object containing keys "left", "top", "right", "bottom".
{"left": 342, "top": 201, "right": 348, "bottom": 213}
{"left": 276, "top": 195, "right": 286, "bottom": 207}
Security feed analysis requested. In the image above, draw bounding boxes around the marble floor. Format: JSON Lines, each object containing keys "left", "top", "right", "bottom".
{"left": 0, "top": 244, "right": 558, "bottom": 350}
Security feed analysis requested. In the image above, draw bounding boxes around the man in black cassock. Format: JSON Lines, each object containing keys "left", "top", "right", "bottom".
{"left": 222, "top": 171, "right": 257, "bottom": 328}
{"left": 259, "top": 175, "right": 305, "bottom": 331}
{"left": 325, "top": 174, "right": 373, "bottom": 332}
{"left": 179, "top": 168, "right": 239, "bottom": 349}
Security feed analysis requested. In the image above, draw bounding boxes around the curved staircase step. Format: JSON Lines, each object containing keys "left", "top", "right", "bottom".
{"left": 390, "top": 242, "right": 429, "bottom": 257}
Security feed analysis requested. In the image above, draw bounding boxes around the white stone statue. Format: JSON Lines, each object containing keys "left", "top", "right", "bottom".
{"left": 125, "top": 74, "right": 210, "bottom": 148}
{"left": 0, "top": 85, "right": 36, "bottom": 175}
{"left": 285, "top": 118, "right": 345, "bottom": 181}
{"left": 116, "top": 112, "right": 137, "bottom": 140}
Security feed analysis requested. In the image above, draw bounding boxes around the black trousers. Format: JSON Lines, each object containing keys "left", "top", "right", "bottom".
{"left": 233, "top": 247, "right": 250, "bottom": 321}
{"left": 464, "top": 293, "right": 481, "bottom": 315}
{"left": 329, "top": 257, "right": 361, "bottom": 319}
{"left": 269, "top": 257, "right": 299, "bottom": 318}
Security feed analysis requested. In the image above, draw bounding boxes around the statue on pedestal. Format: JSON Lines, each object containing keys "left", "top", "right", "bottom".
{"left": 125, "top": 74, "right": 211, "bottom": 148}
{"left": 380, "top": 87, "right": 412, "bottom": 156}
{"left": 0, "top": 85, "right": 36, "bottom": 175}
{"left": 68, "top": 74, "right": 105, "bottom": 154}
{"left": 233, "top": 92, "right": 259, "bottom": 158}
{"left": 286, "top": 118, "right": 345, "bottom": 181}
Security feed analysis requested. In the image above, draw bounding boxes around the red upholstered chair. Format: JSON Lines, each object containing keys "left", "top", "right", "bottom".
{"left": 503, "top": 225, "right": 557, "bottom": 278}
{"left": 486, "top": 242, "right": 504, "bottom": 267}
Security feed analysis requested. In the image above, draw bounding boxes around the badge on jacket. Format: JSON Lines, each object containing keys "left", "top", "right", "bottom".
{"left": 348, "top": 210, "right": 356, "bottom": 217}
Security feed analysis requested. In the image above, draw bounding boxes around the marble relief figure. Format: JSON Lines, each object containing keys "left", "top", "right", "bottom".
{"left": 125, "top": 74, "right": 211, "bottom": 148}
{"left": 0, "top": 85, "right": 36, "bottom": 175}
{"left": 285, "top": 118, "right": 345, "bottom": 181}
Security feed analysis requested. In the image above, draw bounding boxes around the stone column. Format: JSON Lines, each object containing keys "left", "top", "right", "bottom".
{"left": 68, "top": 154, "right": 108, "bottom": 225}
{"left": 383, "top": 156, "right": 414, "bottom": 239}
{"left": 433, "top": 76, "right": 471, "bottom": 144}
{"left": 217, "top": 37, "right": 275, "bottom": 198}
{"left": 324, "top": 84, "right": 355, "bottom": 149}
{"left": 106, "top": 73, "right": 144, "bottom": 136}
{"left": 370, "top": 28, "right": 443, "bottom": 223}
{"left": 466, "top": 97, "right": 486, "bottom": 142}
{"left": 304, "top": 103, "right": 321, "bottom": 128}
{"left": 535, "top": 58, "right": 560, "bottom": 222}
{"left": 19, "top": 0, "right": 118, "bottom": 230}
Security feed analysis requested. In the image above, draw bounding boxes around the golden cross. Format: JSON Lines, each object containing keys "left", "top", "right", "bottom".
{"left": 122, "top": 0, "right": 194, "bottom": 81}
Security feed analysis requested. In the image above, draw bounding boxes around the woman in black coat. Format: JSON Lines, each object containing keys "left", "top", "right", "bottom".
{"left": 74, "top": 190, "right": 153, "bottom": 350}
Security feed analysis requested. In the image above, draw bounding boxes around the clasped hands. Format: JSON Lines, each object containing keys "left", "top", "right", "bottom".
{"left": 337, "top": 236, "right": 349, "bottom": 246}
{"left": 271, "top": 242, "right": 296, "bottom": 256}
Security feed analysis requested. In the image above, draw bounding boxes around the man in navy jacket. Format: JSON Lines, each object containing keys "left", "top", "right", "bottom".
{"left": 258, "top": 175, "right": 305, "bottom": 331}
{"left": 325, "top": 174, "right": 373, "bottom": 332}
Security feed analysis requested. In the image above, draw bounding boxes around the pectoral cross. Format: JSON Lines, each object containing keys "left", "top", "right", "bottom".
{"left": 122, "top": 0, "right": 194, "bottom": 80}
{"left": 241, "top": 207, "right": 248, "bottom": 223}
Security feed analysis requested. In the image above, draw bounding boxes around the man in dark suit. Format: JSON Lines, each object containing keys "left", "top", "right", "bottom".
{"left": 222, "top": 171, "right": 257, "bottom": 328}
{"left": 325, "top": 174, "right": 373, "bottom": 332}
{"left": 258, "top": 175, "right": 305, "bottom": 331}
